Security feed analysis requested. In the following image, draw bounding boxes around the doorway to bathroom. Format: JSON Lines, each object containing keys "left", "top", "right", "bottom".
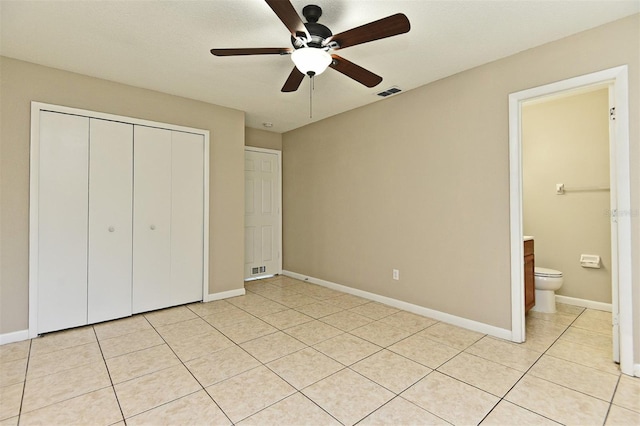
{"left": 508, "top": 66, "right": 634, "bottom": 376}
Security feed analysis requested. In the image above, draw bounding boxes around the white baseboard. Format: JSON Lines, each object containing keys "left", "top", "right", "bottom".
{"left": 555, "top": 295, "right": 612, "bottom": 312}
{"left": 282, "top": 270, "right": 512, "bottom": 341}
{"left": 0, "top": 329, "right": 29, "bottom": 345}
{"left": 634, "top": 364, "right": 640, "bottom": 378}
{"left": 205, "top": 288, "right": 245, "bottom": 302}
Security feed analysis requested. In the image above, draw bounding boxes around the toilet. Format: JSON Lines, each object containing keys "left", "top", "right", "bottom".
{"left": 532, "top": 267, "right": 564, "bottom": 313}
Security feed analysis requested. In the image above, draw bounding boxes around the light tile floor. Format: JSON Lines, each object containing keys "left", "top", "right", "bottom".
{"left": 1, "top": 275, "right": 639, "bottom": 425}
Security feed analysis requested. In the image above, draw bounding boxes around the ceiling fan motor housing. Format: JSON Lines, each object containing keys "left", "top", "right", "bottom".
{"left": 291, "top": 5, "right": 332, "bottom": 48}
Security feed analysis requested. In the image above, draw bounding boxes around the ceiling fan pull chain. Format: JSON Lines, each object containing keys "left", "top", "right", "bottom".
{"left": 309, "top": 74, "right": 313, "bottom": 118}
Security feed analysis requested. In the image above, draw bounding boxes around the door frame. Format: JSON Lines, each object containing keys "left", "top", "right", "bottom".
{"left": 29, "top": 102, "right": 210, "bottom": 338}
{"left": 244, "top": 146, "right": 283, "bottom": 280}
{"left": 508, "top": 66, "right": 634, "bottom": 375}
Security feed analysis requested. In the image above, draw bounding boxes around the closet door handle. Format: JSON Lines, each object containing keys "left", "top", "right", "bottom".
{"left": 108, "top": 226, "right": 115, "bottom": 232}
{"left": 150, "top": 225, "right": 156, "bottom": 230}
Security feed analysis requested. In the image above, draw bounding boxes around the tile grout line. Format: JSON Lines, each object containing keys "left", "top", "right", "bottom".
{"left": 15, "top": 338, "right": 33, "bottom": 426}
{"left": 93, "top": 325, "right": 128, "bottom": 425}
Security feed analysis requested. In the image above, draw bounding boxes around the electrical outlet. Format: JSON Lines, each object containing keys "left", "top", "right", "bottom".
{"left": 392, "top": 269, "right": 400, "bottom": 280}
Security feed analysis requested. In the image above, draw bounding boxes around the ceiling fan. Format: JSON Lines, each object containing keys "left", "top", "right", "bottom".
{"left": 210, "top": 0, "right": 410, "bottom": 92}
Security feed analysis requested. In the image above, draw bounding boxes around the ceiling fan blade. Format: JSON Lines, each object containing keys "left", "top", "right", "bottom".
{"left": 265, "top": 0, "right": 306, "bottom": 37}
{"left": 281, "top": 67, "right": 305, "bottom": 92}
{"left": 210, "top": 48, "right": 291, "bottom": 56}
{"left": 329, "top": 55, "right": 382, "bottom": 88}
{"left": 330, "top": 13, "right": 410, "bottom": 50}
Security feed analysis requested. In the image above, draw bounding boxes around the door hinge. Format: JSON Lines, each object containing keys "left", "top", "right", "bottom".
{"left": 612, "top": 314, "right": 619, "bottom": 326}
{"left": 611, "top": 208, "right": 618, "bottom": 223}
{"left": 609, "top": 107, "right": 616, "bottom": 120}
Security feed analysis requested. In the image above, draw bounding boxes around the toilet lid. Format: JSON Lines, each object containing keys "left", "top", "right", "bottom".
{"left": 535, "top": 267, "right": 563, "bottom": 278}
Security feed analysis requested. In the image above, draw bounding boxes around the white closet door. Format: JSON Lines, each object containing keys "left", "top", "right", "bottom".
{"left": 88, "top": 119, "right": 133, "bottom": 323}
{"left": 38, "top": 111, "right": 89, "bottom": 333}
{"left": 133, "top": 126, "right": 172, "bottom": 313}
{"left": 170, "top": 131, "right": 204, "bottom": 304}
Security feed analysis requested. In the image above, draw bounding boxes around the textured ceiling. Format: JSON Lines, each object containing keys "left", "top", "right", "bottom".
{"left": 1, "top": 0, "right": 638, "bottom": 132}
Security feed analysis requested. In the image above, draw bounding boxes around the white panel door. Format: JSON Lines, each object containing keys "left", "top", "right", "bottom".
{"left": 170, "top": 131, "right": 204, "bottom": 304}
{"left": 88, "top": 119, "right": 133, "bottom": 323}
{"left": 244, "top": 150, "right": 280, "bottom": 279}
{"left": 133, "top": 126, "right": 172, "bottom": 313}
{"left": 38, "top": 111, "right": 89, "bottom": 333}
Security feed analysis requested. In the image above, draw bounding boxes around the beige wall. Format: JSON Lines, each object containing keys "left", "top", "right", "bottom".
{"left": 245, "top": 127, "right": 282, "bottom": 151}
{"left": 523, "top": 89, "right": 611, "bottom": 303}
{"left": 282, "top": 14, "right": 639, "bottom": 339}
{"left": 0, "top": 57, "right": 246, "bottom": 334}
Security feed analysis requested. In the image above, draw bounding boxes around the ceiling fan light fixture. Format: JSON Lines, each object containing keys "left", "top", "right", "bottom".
{"left": 291, "top": 48, "right": 332, "bottom": 76}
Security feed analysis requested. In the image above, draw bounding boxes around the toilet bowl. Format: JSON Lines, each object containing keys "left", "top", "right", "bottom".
{"left": 532, "top": 267, "right": 563, "bottom": 313}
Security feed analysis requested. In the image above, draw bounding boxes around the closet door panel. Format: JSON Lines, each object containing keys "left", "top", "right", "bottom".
{"left": 38, "top": 111, "right": 89, "bottom": 333}
{"left": 133, "top": 126, "right": 172, "bottom": 313}
{"left": 170, "top": 131, "right": 204, "bottom": 304}
{"left": 88, "top": 119, "right": 133, "bottom": 323}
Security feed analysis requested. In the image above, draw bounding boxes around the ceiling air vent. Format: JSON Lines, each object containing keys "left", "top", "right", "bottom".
{"left": 376, "top": 86, "right": 402, "bottom": 97}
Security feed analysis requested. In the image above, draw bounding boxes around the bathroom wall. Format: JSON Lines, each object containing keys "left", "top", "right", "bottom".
{"left": 523, "top": 88, "right": 612, "bottom": 304}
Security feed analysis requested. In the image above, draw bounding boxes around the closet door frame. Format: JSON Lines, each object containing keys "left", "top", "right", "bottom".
{"left": 29, "top": 102, "right": 210, "bottom": 338}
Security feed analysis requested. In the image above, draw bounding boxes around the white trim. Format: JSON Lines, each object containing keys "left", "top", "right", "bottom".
{"left": 29, "top": 102, "right": 211, "bottom": 338}
{"left": 555, "top": 295, "right": 612, "bottom": 312}
{"left": 634, "top": 364, "right": 640, "bottom": 378}
{"left": 204, "top": 288, "right": 245, "bottom": 302}
{"left": 282, "top": 270, "right": 512, "bottom": 340}
{"left": 244, "top": 147, "right": 283, "bottom": 278}
{"left": 0, "top": 330, "right": 30, "bottom": 345}
{"left": 508, "top": 66, "right": 634, "bottom": 375}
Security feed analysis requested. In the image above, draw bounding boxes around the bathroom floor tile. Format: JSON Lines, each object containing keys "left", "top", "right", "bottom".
{"left": 560, "top": 326, "right": 612, "bottom": 351}
{"left": 21, "top": 361, "right": 111, "bottom": 413}
{"left": 18, "top": 387, "right": 122, "bottom": 426}
{"left": 29, "top": 326, "right": 96, "bottom": 357}
{"left": 27, "top": 342, "right": 103, "bottom": 379}
{"left": 465, "top": 336, "right": 541, "bottom": 372}
{"left": 214, "top": 316, "right": 278, "bottom": 344}
{"left": 302, "top": 369, "right": 394, "bottom": 425}
{"left": 166, "top": 329, "right": 235, "bottom": 362}
{"left": 240, "top": 331, "right": 306, "bottom": 364}
{"left": 612, "top": 375, "right": 640, "bottom": 412}
{"left": 98, "top": 328, "right": 164, "bottom": 359}
{"left": 481, "top": 400, "right": 560, "bottom": 425}
{"left": 350, "top": 321, "right": 413, "bottom": 347}
{"left": 94, "top": 315, "right": 152, "bottom": 341}
{"left": 293, "top": 302, "right": 343, "bottom": 319}
{"left": 0, "top": 383, "right": 24, "bottom": 421}
{"left": 205, "top": 366, "right": 295, "bottom": 423}
{"left": 185, "top": 345, "right": 261, "bottom": 388}
{"left": 351, "top": 349, "right": 431, "bottom": 393}
{"left": 572, "top": 311, "right": 612, "bottom": 335}
{"left": 605, "top": 404, "right": 640, "bottom": 425}
{"left": 259, "top": 309, "right": 314, "bottom": 330}
{"left": 266, "top": 347, "right": 343, "bottom": 390}
{"left": 505, "top": 375, "right": 609, "bottom": 425}
{"left": 186, "top": 299, "right": 236, "bottom": 317}
{"left": 401, "top": 371, "right": 499, "bottom": 425}
{"left": 388, "top": 334, "right": 460, "bottom": 369}
{"left": 348, "top": 302, "right": 399, "bottom": 320}
{"left": 0, "top": 358, "right": 28, "bottom": 387}
{"left": 0, "top": 341, "right": 30, "bottom": 364}
{"left": 106, "top": 344, "right": 180, "bottom": 384}
{"left": 418, "top": 322, "right": 485, "bottom": 350}
{"left": 313, "top": 333, "right": 381, "bottom": 366}
{"left": 378, "top": 311, "right": 438, "bottom": 333}
{"left": 527, "top": 310, "right": 578, "bottom": 327}
{"left": 437, "top": 352, "right": 523, "bottom": 397}
{"left": 237, "top": 392, "right": 340, "bottom": 426}
{"left": 143, "top": 306, "right": 198, "bottom": 328}
{"left": 324, "top": 294, "right": 370, "bottom": 310}
{"left": 126, "top": 390, "right": 231, "bottom": 425}
{"left": 528, "top": 354, "right": 619, "bottom": 401}
{"left": 359, "top": 397, "right": 449, "bottom": 425}
{"left": 546, "top": 339, "right": 619, "bottom": 374}
{"left": 114, "top": 364, "right": 201, "bottom": 418}
{"left": 283, "top": 320, "right": 344, "bottom": 346}
{"left": 320, "top": 310, "right": 373, "bottom": 332}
